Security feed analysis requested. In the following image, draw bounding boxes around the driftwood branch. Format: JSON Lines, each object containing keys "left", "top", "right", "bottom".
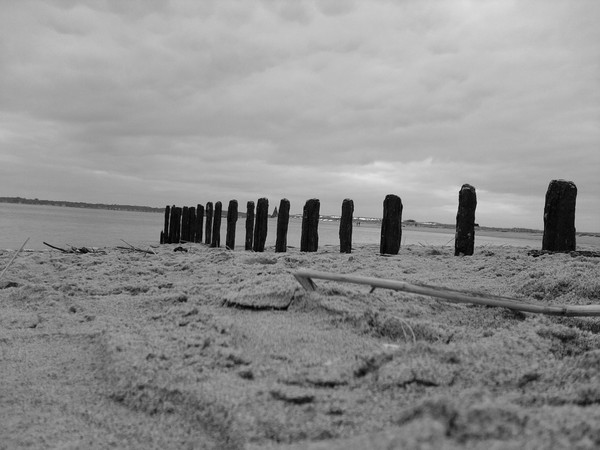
{"left": 293, "top": 269, "right": 600, "bottom": 317}
{"left": 119, "top": 239, "right": 156, "bottom": 255}
{"left": 0, "top": 238, "right": 29, "bottom": 281}
{"left": 43, "top": 241, "right": 69, "bottom": 253}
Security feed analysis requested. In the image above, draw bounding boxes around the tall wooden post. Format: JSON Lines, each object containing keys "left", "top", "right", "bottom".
{"left": 380, "top": 195, "right": 402, "bottom": 255}
{"left": 455, "top": 184, "right": 477, "bottom": 256}
{"left": 253, "top": 198, "right": 269, "bottom": 252}
{"left": 301, "top": 198, "right": 320, "bottom": 252}
{"left": 226, "top": 200, "right": 238, "bottom": 250}
{"left": 188, "top": 207, "right": 196, "bottom": 243}
{"left": 542, "top": 179, "right": 577, "bottom": 252}
{"left": 172, "top": 206, "right": 182, "bottom": 244}
{"left": 163, "top": 205, "right": 170, "bottom": 244}
{"left": 181, "top": 206, "right": 190, "bottom": 242}
{"left": 339, "top": 199, "right": 354, "bottom": 253}
{"left": 196, "top": 204, "right": 204, "bottom": 243}
{"left": 211, "top": 201, "right": 222, "bottom": 248}
{"left": 245, "top": 201, "right": 255, "bottom": 251}
{"left": 205, "top": 202, "right": 213, "bottom": 245}
{"left": 275, "top": 198, "right": 290, "bottom": 253}
{"left": 168, "top": 205, "right": 177, "bottom": 244}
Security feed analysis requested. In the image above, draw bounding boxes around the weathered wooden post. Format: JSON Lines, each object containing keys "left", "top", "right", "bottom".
{"left": 168, "top": 205, "right": 177, "bottom": 244}
{"left": 205, "top": 202, "right": 213, "bottom": 245}
{"left": 181, "top": 206, "right": 190, "bottom": 242}
{"left": 301, "top": 198, "right": 320, "bottom": 252}
{"left": 211, "top": 201, "right": 222, "bottom": 248}
{"left": 380, "top": 195, "right": 402, "bottom": 255}
{"left": 253, "top": 198, "right": 269, "bottom": 252}
{"left": 275, "top": 198, "right": 290, "bottom": 253}
{"left": 163, "top": 205, "right": 170, "bottom": 244}
{"left": 339, "top": 199, "right": 354, "bottom": 253}
{"left": 455, "top": 184, "right": 477, "bottom": 256}
{"left": 245, "top": 201, "right": 255, "bottom": 251}
{"left": 196, "top": 204, "right": 204, "bottom": 243}
{"left": 171, "top": 206, "right": 182, "bottom": 244}
{"left": 188, "top": 207, "right": 196, "bottom": 243}
{"left": 542, "top": 179, "right": 577, "bottom": 252}
{"left": 226, "top": 200, "right": 238, "bottom": 250}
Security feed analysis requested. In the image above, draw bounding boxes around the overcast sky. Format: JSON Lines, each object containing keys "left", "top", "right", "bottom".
{"left": 1, "top": 0, "right": 598, "bottom": 230}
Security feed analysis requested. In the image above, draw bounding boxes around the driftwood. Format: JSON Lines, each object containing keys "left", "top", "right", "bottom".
{"left": 119, "top": 239, "right": 156, "bottom": 255}
{"left": 294, "top": 269, "right": 600, "bottom": 317}
{"left": 0, "top": 238, "right": 29, "bottom": 282}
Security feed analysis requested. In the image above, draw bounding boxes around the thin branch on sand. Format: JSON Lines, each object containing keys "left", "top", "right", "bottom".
{"left": 294, "top": 269, "right": 600, "bottom": 317}
{"left": 119, "top": 239, "right": 156, "bottom": 255}
{"left": 0, "top": 237, "right": 29, "bottom": 282}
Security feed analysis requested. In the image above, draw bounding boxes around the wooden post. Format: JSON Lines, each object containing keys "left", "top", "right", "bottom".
{"left": 211, "top": 201, "right": 222, "bottom": 248}
{"left": 172, "top": 207, "right": 182, "bottom": 244}
{"left": 163, "top": 205, "right": 170, "bottom": 244}
{"left": 380, "top": 195, "right": 402, "bottom": 255}
{"left": 168, "top": 205, "right": 177, "bottom": 244}
{"left": 455, "top": 184, "right": 477, "bottom": 256}
{"left": 226, "top": 200, "right": 238, "bottom": 250}
{"left": 275, "top": 198, "right": 290, "bottom": 253}
{"left": 188, "top": 207, "right": 196, "bottom": 243}
{"left": 181, "top": 206, "right": 190, "bottom": 242}
{"left": 205, "top": 202, "right": 213, "bottom": 245}
{"left": 301, "top": 198, "right": 320, "bottom": 252}
{"left": 196, "top": 204, "right": 204, "bottom": 243}
{"left": 542, "top": 179, "right": 577, "bottom": 252}
{"left": 245, "top": 201, "right": 255, "bottom": 251}
{"left": 253, "top": 198, "right": 269, "bottom": 252}
{"left": 339, "top": 199, "right": 354, "bottom": 253}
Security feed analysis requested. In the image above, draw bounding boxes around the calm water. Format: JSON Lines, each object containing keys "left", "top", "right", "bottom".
{"left": 0, "top": 203, "right": 560, "bottom": 251}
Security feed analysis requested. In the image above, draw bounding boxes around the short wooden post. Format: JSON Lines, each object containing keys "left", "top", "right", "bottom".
{"left": 226, "top": 200, "right": 238, "bottom": 250}
{"left": 339, "top": 199, "right": 354, "bottom": 253}
{"left": 181, "top": 206, "right": 190, "bottom": 242}
{"left": 211, "top": 201, "right": 222, "bottom": 248}
{"left": 168, "top": 205, "right": 177, "bottom": 244}
{"left": 196, "top": 204, "right": 204, "bottom": 243}
{"left": 245, "top": 201, "right": 255, "bottom": 251}
{"left": 171, "top": 206, "right": 182, "bottom": 244}
{"left": 301, "top": 198, "right": 320, "bottom": 252}
{"left": 542, "top": 179, "right": 577, "bottom": 252}
{"left": 163, "top": 205, "right": 170, "bottom": 244}
{"left": 380, "top": 195, "right": 402, "bottom": 255}
{"left": 455, "top": 184, "right": 477, "bottom": 256}
{"left": 205, "top": 202, "right": 213, "bottom": 245}
{"left": 275, "top": 198, "right": 290, "bottom": 253}
{"left": 253, "top": 198, "right": 269, "bottom": 252}
{"left": 188, "top": 207, "right": 196, "bottom": 243}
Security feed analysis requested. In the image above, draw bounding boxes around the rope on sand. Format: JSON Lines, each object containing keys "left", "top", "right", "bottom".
{"left": 294, "top": 269, "right": 600, "bottom": 317}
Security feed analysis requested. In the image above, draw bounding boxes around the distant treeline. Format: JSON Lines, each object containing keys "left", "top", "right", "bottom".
{"left": 0, "top": 197, "right": 164, "bottom": 213}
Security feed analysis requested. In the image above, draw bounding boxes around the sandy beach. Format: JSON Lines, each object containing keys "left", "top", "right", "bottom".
{"left": 2, "top": 238, "right": 600, "bottom": 449}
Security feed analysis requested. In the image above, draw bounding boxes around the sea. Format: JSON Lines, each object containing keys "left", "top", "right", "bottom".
{"left": 0, "top": 202, "right": 594, "bottom": 251}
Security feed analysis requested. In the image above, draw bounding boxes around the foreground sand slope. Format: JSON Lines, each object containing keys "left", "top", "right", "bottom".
{"left": 1, "top": 241, "right": 600, "bottom": 449}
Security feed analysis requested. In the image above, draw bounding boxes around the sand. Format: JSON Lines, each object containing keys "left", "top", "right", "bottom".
{"left": 1, "top": 239, "right": 600, "bottom": 449}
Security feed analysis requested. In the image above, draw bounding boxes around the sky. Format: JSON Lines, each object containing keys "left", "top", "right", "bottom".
{"left": 1, "top": 0, "right": 599, "bottom": 231}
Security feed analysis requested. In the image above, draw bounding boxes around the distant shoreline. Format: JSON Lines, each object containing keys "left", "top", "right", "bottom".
{"left": 2, "top": 196, "right": 598, "bottom": 237}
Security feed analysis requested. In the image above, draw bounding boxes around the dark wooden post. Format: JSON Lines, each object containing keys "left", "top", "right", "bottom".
{"left": 168, "top": 205, "right": 177, "bottom": 244}
{"left": 542, "top": 179, "right": 577, "bottom": 252}
{"left": 211, "top": 201, "right": 222, "bottom": 248}
{"left": 181, "top": 206, "right": 190, "bottom": 242}
{"left": 172, "top": 206, "right": 182, "bottom": 244}
{"left": 339, "top": 199, "right": 354, "bottom": 253}
{"left": 380, "top": 195, "right": 402, "bottom": 255}
{"left": 245, "top": 201, "right": 255, "bottom": 251}
{"left": 455, "top": 184, "right": 477, "bottom": 256}
{"left": 163, "top": 205, "right": 170, "bottom": 244}
{"left": 253, "top": 198, "right": 269, "bottom": 252}
{"left": 226, "top": 200, "right": 238, "bottom": 250}
{"left": 205, "top": 202, "right": 213, "bottom": 245}
{"left": 301, "top": 198, "right": 320, "bottom": 252}
{"left": 275, "top": 199, "right": 290, "bottom": 253}
{"left": 188, "top": 207, "right": 196, "bottom": 243}
{"left": 196, "top": 204, "right": 204, "bottom": 243}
